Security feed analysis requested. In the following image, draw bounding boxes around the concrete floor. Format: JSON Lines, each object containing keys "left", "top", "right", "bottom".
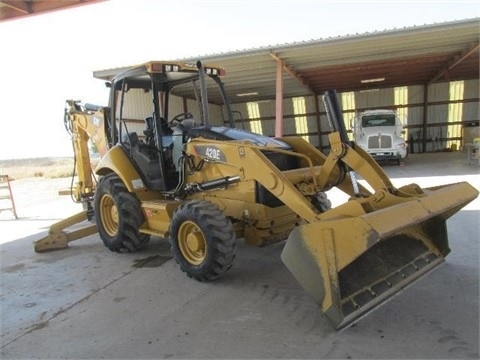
{"left": 1, "top": 152, "right": 479, "bottom": 359}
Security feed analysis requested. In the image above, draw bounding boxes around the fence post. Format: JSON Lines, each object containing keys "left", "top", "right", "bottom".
{"left": 0, "top": 175, "right": 18, "bottom": 219}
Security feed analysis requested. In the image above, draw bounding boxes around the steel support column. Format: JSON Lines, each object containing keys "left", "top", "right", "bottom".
{"left": 275, "top": 58, "right": 284, "bottom": 137}
{"left": 314, "top": 95, "right": 322, "bottom": 148}
{"left": 422, "top": 84, "right": 429, "bottom": 153}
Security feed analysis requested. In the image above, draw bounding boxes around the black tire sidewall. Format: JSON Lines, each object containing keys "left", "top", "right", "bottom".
{"left": 94, "top": 173, "right": 149, "bottom": 252}
{"left": 169, "top": 200, "right": 236, "bottom": 281}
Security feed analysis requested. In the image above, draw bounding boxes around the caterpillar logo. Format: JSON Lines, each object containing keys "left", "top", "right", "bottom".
{"left": 194, "top": 145, "right": 226, "bottom": 162}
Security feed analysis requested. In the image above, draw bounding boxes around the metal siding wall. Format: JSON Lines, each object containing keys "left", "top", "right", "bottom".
{"left": 428, "top": 82, "right": 450, "bottom": 101}
{"left": 304, "top": 96, "right": 319, "bottom": 134}
{"left": 464, "top": 79, "right": 479, "bottom": 99}
{"left": 120, "top": 89, "right": 152, "bottom": 120}
{"left": 178, "top": 98, "right": 225, "bottom": 126}
{"left": 407, "top": 106, "right": 424, "bottom": 127}
{"left": 229, "top": 103, "right": 250, "bottom": 129}
{"left": 288, "top": 96, "right": 319, "bottom": 134}
{"left": 427, "top": 83, "right": 449, "bottom": 124}
{"left": 463, "top": 79, "right": 479, "bottom": 121}
{"left": 259, "top": 100, "right": 276, "bottom": 136}
{"left": 115, "top": 89, "right": 151, "bottom": 137}
{"left": 409, "top": 85, "right": 425, "bottom": 103}
{"left": 296, "top": 96, "right": 319, "bottom": 147}
{"left": 208, "top": 103, "right": 225, "bottom": 126}
{"left": 228, "top": 79, "right": 479, "bottom": 149}
{"left": 355, "top": 88, "right": 395, "bottom": 108}
{"left": 229, "top": 96, "right": 321, "bottom": 138}
{"left": 169, "top": 96, "right": 185, "bottom": 119}
{"left": 119, "top": 82, "right": 479, "bottom": 134}
{"left": 282, "top": 99, "right": 296, "bottom": 135}
{"left": 115, "top": 90, "right": 227, "bottom": 136}
{"left": 406, "top": 85, "right": 424, "bottom": 127}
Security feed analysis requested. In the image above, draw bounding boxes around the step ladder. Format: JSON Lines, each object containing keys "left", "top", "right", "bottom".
{"left": 0, "top": 175, "right": 18, "bottom": 219}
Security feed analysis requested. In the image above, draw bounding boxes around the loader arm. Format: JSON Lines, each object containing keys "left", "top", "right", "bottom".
{"left": 186, "top": 137, "right": 349, "bottom": 223}
{"left": 185, "top": 131, "right": 417, "bottom": 226}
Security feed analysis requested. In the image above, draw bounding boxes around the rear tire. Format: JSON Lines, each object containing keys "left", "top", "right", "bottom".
{"left": 94, "top": 173, "right": 150, "bottom": 252}
{"left": 169, "top": 200, "right": 236, "bottom": 281}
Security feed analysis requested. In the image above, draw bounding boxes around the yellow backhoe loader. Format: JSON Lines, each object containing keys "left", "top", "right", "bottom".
{"left": 34, "top": 61, "right": 478, "bottom": 329}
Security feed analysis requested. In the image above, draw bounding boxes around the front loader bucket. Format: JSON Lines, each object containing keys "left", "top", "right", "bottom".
{"left": 281, "top": 182, "right": 478, "bottom": 330}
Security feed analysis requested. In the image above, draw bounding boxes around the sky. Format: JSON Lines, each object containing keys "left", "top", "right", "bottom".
{"left": 0, "top": 0, "right": 478, "bottom": 160}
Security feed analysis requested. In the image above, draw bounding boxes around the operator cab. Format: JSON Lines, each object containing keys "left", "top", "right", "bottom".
{"left": 107, "top": 61, "right": 235, "bottom": 193}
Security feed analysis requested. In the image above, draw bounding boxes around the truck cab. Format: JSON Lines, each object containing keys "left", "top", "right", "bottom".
{"left": 353, "top": 109, "right": 407, "bottom": 163}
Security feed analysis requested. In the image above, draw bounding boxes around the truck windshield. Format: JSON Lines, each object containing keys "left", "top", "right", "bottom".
{"left": 362, "top": 114, "right": 396, "bottom": 127}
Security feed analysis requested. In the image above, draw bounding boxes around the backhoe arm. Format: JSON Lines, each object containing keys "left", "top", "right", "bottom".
{"left": 34, "top": 101, "right": 109, "bottom": 252}
{"left": 64, "top": 100, "right": 109, "bottom": 203}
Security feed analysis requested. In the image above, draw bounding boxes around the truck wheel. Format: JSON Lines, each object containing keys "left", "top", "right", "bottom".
{"left": 169, "top": 200, "right": 236, "bottom": 281}
{"left": 94, "top": 174, "right": 150, "bottom": 252}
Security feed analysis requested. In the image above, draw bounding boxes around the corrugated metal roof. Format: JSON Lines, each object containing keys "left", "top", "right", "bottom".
{"left": 94, "top": 18, "right": 480, "bottom": 104}
{"left": 0, "top": 0, "right": 104, "bottom": 22}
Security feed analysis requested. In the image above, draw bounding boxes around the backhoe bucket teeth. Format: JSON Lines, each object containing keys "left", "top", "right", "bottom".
{"left": 281, "top": 182, "right": 478, "bottom": 330}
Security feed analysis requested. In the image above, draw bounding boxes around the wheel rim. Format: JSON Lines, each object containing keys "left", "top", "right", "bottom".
{"left": 99, "top": 194, "right": 119, "bottom": 237}
{"left": 178, "top": 220, "right": 207, "bottom": 265}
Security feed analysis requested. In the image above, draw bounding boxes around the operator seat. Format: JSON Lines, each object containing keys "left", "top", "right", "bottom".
{"left": 144, "top": 116, "right": 173, "bottom": 148}
{"left": 172, "top": 117, "right": 196, "bottom": 171}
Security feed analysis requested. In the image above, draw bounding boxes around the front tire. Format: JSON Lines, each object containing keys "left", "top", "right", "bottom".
{"left": 94, "top": 174, "right": 149, "bottom": 252}
{"left": 169, "top": 200, "right": 236, "bottom": 281}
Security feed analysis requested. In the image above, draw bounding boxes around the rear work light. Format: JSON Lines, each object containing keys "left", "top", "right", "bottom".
{"left": 164, "top": 64, "right": 179, "bottom": 72}
{"left": 204, "top": 67, "right": 226, "bottom": 76}
{"left": 205, "top": 68, "right": 217, "bottom": 75}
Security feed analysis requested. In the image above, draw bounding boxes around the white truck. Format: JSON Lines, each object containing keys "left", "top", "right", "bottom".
{"left": 353, "top": 109, "right": 408, "bottom": 163}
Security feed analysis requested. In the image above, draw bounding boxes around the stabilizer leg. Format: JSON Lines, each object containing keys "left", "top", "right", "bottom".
{"left": 34, "top": 211, "right": 97, "bottom": 252}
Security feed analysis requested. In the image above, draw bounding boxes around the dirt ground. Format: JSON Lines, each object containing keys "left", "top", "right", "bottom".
{"left": 0, "top": 152, "right": 479, "bottom": 359}
{"left": 0, "top": 177, "right": 81, "bottom": 244}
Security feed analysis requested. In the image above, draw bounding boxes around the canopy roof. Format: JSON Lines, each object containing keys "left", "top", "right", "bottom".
{"left": 94, "top": 18, "right": 479, "bottom": 104}
{"left": 0, "top": 0, "right": 103, "bottom": 22}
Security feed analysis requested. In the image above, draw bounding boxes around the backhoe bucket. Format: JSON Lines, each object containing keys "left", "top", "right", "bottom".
{"left": 281, "top": 182, "right": 478, "bottom": 330}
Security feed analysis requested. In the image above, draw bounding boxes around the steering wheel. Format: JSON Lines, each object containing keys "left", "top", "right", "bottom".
{"left": 169, "top": 112, "right": 193, "bottom": 127}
